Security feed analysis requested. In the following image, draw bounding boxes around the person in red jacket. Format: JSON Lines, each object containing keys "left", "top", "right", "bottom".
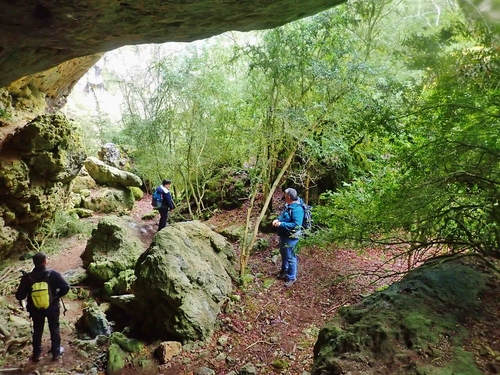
{"left": 16, "top": 252, "right": 69, "bottom": 362}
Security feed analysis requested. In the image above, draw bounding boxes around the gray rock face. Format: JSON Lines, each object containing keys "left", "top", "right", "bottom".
{"left": 132, "top": 221, "right": 237, "bottom": 342}
{"left": 81, "top": 187, "right": 135, "bottom": 214}
{"left": 0, "top": 0, "right": 344, "bottom": 88}
{"left": 312, "top": 259, "right": 490, "bottom": 375}
{"left": 98, "top": 143, "right": 129, "bottom": 169}
{"left": 81, "top": 215, "right": 144, "bottom": 284}
{"left": 84, "top": 157, "right": 142, "bottom": 188}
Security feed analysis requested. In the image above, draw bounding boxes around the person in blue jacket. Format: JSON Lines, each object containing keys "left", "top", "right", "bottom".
{"left": 16, "top": 252, "right": 69, "bottom": 362}
{"left": 272, "top": 187, "right": 304, "bottom": 287}
{"left": 157, "top": 179, "right": 175, "bottom": 231}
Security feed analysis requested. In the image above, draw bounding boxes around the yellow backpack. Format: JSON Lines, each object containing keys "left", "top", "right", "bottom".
{"left": 30, "top": 271, "right": 52, "bottom": 309}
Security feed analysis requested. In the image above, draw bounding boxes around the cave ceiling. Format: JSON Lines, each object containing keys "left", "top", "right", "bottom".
{"left": 0, "top": 0, "right": 345, "bottom": 89}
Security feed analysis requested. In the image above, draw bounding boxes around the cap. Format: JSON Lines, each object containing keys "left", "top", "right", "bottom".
{"left": 284, "top": 188, "right": 298, "bottom": 201}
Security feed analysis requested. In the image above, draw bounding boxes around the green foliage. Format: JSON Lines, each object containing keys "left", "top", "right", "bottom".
{"left": 29, "top": 210, "right": 93, "bottom": 254}
{"left": 315, "top": 12, "right": 500, "bottom": 259}
{"left": 74, "top": 0, "right": 499, "bottom": 264}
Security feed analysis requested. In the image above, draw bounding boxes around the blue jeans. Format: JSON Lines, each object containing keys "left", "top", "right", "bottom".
{"left": 279, "top": 237, "right": 299, "bottom": 281}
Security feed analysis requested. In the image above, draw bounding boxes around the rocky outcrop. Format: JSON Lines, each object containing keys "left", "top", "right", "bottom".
{"left": 0, "top": 1, "right": 345, "bottom": 89}
{"left": 131, "top": 221, "right": 237, "bottom": 342}
{"left": 204, "top": 168, "right": 250, "bottom": 209}
{"left": 98, "top": 143, "right": 130, "bottom": 169}
{"left": 312, "top": 258, "right": 492, "bottom": 375}
{"left": 80, "top": 187, "right": 136, "bottom": 214}
{"left": 0, "top": 114, "right": 86, "bottom": 258}
{"left": 84, "top": 157, "right": 142, "bottom": 188}
{"left": 81, "top": 216, "right": 144, "bottom": 289}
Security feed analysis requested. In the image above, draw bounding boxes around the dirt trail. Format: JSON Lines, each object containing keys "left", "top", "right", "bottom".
{"left": 0, "top": 195, "right": 406, "bottom": 375}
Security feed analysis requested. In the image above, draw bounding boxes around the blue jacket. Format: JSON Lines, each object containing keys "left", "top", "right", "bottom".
{"left": 277, "top": 201, "right": 305, "bottom": 238}
{"left": 16, "top": 266, "right": 69, "bottom": 313}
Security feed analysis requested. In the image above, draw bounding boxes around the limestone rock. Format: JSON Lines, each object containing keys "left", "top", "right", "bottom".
{"left": 0, "top": 0, "right": 344, "bottom": 89}
{"left": 312, "top": 259, "right": 490, "bottom": 375}
{"left": 155, "top": 341, "right": 183, "bottom": 364}
{"left": 0, "top": 114, "right": 86, "bottom": 258}
{"left": 85, "top": 156, "right": 142, "bottom": 187}
{"left": 76, "top": 301, "right": 113, "bottom": 338}
{"left": 98, "top": 143, "right": 130, "bottom": 169}
{"left": 104, "top": 269, "right": 136, "bottom": 296}
{"left": 109, "top": 294, "right": 136, "bottom": 311}
{"left": 84, "top": 157, "right": 142, "bottom": 188}
{"left": 81, "top": 187, "right": 135, "bottom": 214}
{"left": 110, "top": 331, "right": 144, "bottom": 353}
{"left": 81, "top": 215, "right": 144, "bottom": 284}
{"left": 63, "top": 267, "right": 88, "bottom": 285}
{"left": 9, "top": 114, "right": 87, "bottom": 182}
{"left": 132, "top": 221, "right": 237, "bottom": 341}
{"left": 71, "top": 167, "right": 97, "bottom": 192}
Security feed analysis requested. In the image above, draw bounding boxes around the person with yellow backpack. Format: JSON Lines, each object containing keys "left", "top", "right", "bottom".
{"left": 16, "top": 252, "right": 69, "bottom": 362}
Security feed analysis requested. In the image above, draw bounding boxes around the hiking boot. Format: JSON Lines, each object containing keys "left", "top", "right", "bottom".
{"left": 52, "top": 346, "right": 64, "bottom": 361}
{"left": 284, "top": 279, "right": 296, "bottom": 287}
{"left": 31, "top": 354, "right": 40, "bottom": 362}
{"left": 276, "top": 272, "right": 286, "bottom": 280}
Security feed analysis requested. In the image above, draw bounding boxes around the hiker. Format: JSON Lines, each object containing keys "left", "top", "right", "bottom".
{"left": 157, "top": 179, "right": 175, "bottom": 231}
{"left": 272, "top": 187, "right": 305, "bottom": 287}
{"left": 15, "top": 252, "right": 69, "bottom": 362}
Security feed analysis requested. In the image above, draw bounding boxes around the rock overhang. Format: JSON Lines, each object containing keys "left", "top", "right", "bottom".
{"left": 0, "top": 0, "right": 346, "bottom": 88}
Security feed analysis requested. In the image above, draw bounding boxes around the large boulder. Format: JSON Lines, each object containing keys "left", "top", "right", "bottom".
{"left": 84, "top": 157, "right": 142, "bottom": 188}
{"left": 132, "top": 221, "right": 237, "bottom": 342}
{"left": 81, "top": 215, "right": 144, "bottom": 285}
{"left": 97, "top": 143, "right": 130, "bottom": 170}
{"left": 312, "top": 259, "right": 493, "bottom": 375}
{"left": 70, "top": 166, "right": 97, "bottom": 192}
{"left": 203, "top": 168, "right": 250, "bottom": 210}
{"left": 81, "top": 187, "right": 135, "bottom": 214}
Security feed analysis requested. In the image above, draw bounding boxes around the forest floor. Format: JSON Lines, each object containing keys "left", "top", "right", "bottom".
{"left": 0, "top": 194, "right": 498, "bottom": 375}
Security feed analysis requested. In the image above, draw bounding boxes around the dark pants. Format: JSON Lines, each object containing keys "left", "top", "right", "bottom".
{"left": 158, "top": 207, "right": 170, "bottom": 231}
{"left": 30, "top": 308, "right": 61, "bottom": 358}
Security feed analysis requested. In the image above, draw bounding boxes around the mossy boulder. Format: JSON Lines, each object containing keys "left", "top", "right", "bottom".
{"left": 110, "top": 331, "right": 145, "bottom": 353}
{"left": 107, "top": 343, "right": 127, "bottom": 374}
{"left": 312, "top": 258, "right": 490, "bottom": 375}
{"left": 203, "top": 168, "right": 249, "bottom": 209}
{"left": 104, "top": 269, "right": 137, "bottom": 296}
{"left": 128, "top": 186, "right": 144, "bottom": 201}
{"left": 71, "top": 168, "right": 97, "bottom": 192}
{"left": 81, "top": 187, "right": 135, "bottom": 214}
{"left": 76, "top": 301, "right": 113, "bottom": 338}
{"left": 132, "top": 221, "right": 236, "bottom": 342}
{"left": 81, "top": 216, "right": 144, "bottom": 284}
{"left": 218, "top": 224, "right": 246, "bottom": 242}
{"left": 0, "top": 159, "right": 30, "bottom": 195}
{"left": 84, "top": 157, "right": 142, "bottom": 188}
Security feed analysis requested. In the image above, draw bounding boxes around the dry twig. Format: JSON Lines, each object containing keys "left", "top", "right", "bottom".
{"left": 245, "top": 340, "right": 274, "bottom": 350}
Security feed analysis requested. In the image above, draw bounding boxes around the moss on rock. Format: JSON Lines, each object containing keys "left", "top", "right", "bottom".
{"left": 312, "top": 259, "right": 488, "bottom": 375}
